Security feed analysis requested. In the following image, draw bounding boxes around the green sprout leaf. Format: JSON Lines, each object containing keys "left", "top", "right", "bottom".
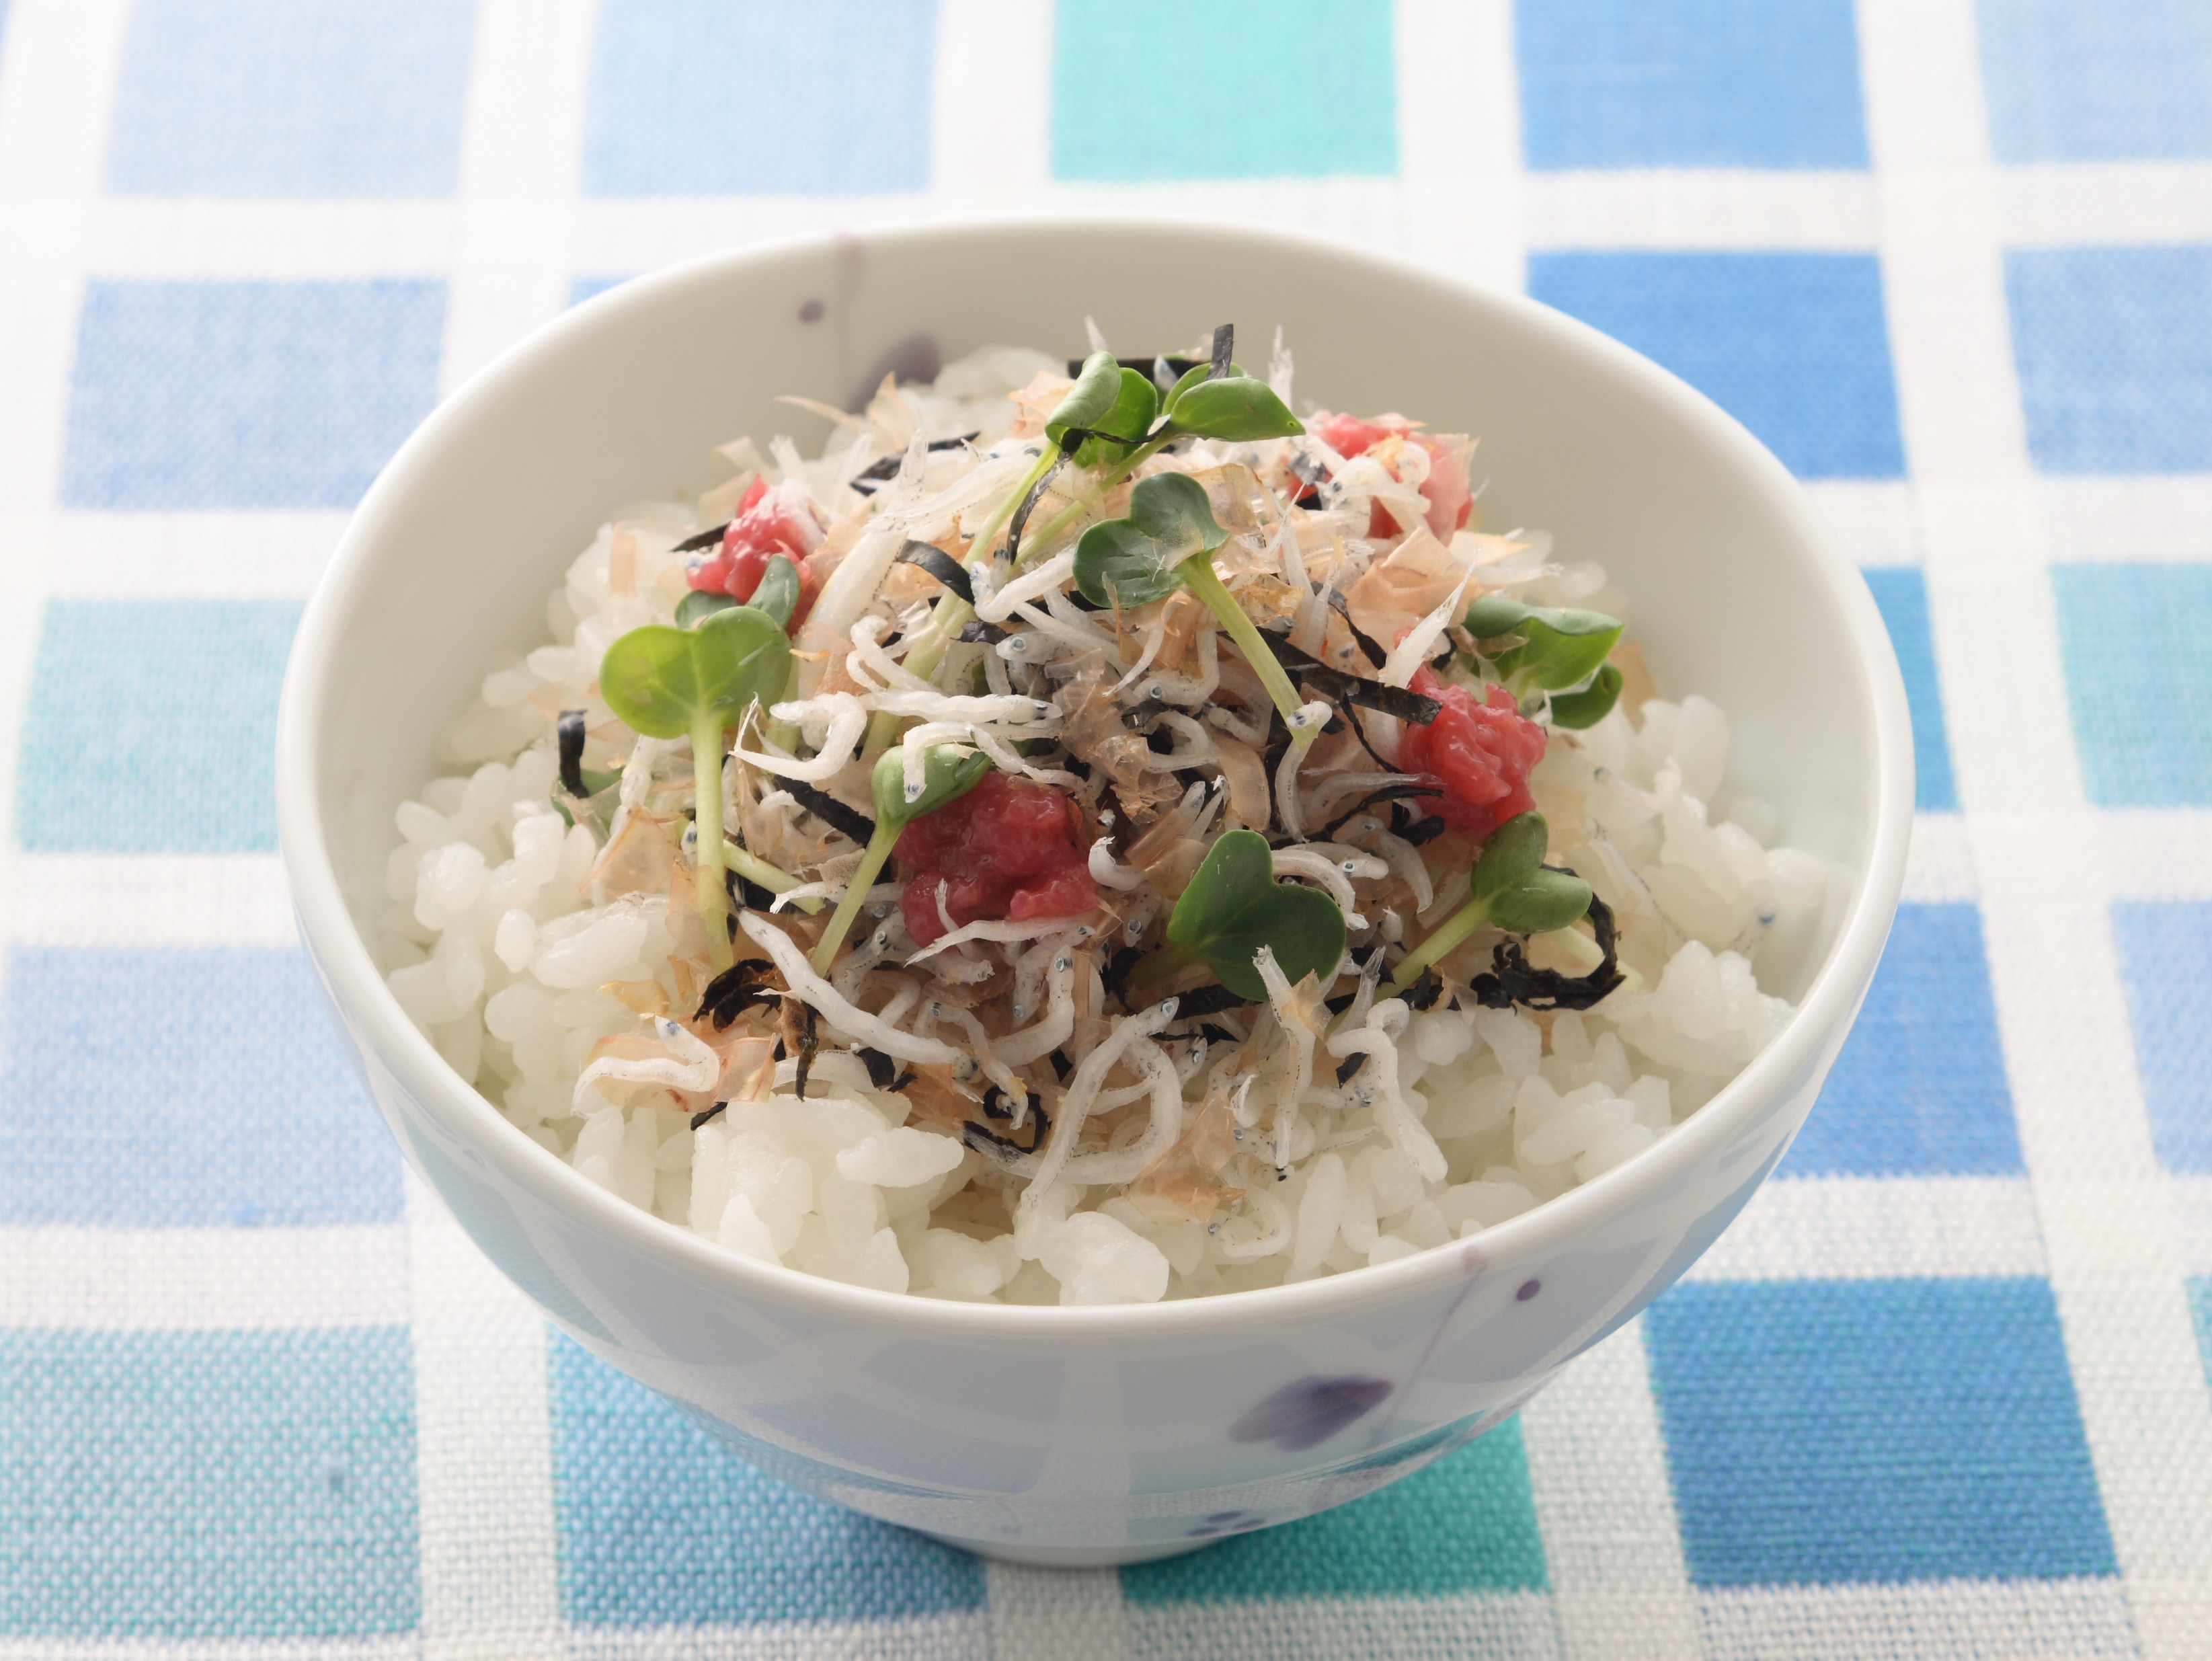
{"left": 674, "top": 588, "right": 741, "bottom": 629}
{"left": 1463, "top": 594, "right": 1624, "bottom": 695}
{"left": 1160, "top": 375, "right": 1304, "bottom": 442}
{"left": 598, "top": 607, "right": 792, "bottom": 966}
{"left": 1488, "top": 867, "right": 1595, "bottom": 935}
{"left": 1074, "top": 369, "right": 1160, "bottom": 467}
{"left": 1159, "top": 360, "right": 1212, "bottom": 415}
{"left": 1144, "top": 828, "right": 1346, "bottom": 1002}
{"left": 1047, "top": 350, "right": 1121, "bottom": 445}
{"left": 871, "top": 741, "right": 991, "bottom": 826}
{"left": 599, "top": 606, "right": 790, "bottom": 742}
{"left": 1072, "top": 472, "right": 1230, "bottom": 608}
{"left": 1470, "top": 810, "right": 1548, "bottom": 901}
{"left": 1548, "top": 662, "right": 1624, "bottom": 730}
{"left": 745, "top": 554, "right": 802, "bottom": 629}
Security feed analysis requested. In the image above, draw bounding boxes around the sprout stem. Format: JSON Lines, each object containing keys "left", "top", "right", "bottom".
{"left": 1381, "top": 896, "right": 1493, "bottom": 1000}
{"left": 723, "top": 843, "right": 821, "bottom": 914}
{"left": 1178, "top": 555, "right": 1313, "bottom": 745}
{"left": 809, "top": 820, "right": 900, "bottom": 975}
{"left": 689, "top": 711, "right": 734, "bottom": 969}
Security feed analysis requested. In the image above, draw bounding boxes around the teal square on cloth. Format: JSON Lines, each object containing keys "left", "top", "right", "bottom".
{"left": 548, "top": 1338, "right": 984, "bottom": 1625}
{"left": 1121, "top": 1419, "right": 1545, "bottom": 1603}
{"left": 1052, "top": 0, "right": 1397, "bottom": 181}
{"left": 0, "top": 1329, "right": 419, "bottom": 1638}
{"left": 15, "top": 598, "right": 299, "bottom": 854}
{"left": 2051, "top": 563, "right": 2212, "bottom": 806}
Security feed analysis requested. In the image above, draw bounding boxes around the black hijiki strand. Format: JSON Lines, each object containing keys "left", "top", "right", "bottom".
{"left": 1400, "top": 969, "right": 1447, "bottom": 1011}
{"left": 690, "top": 1101, "right": 727, "bottom": 1130}
{"left": 1048, "top": 1047, "right": 1074, "bottom": 1082}
{"left": 958, "top": 619, "right": 1011, "bottom": 646}
{"left": 853, "top": 1047, "right": 918, "bottom": 1093}
{"left": 694, "top": 960, "right": 779, "bottom": 1029}
{"left": 1259, "top": 629, "right": 1444, "bottom": 726}
{"left": 557, "top": 710, "right": 590, "bottom": 798}
{"left": 892, "top": 539, "right": 975, "bottom": 603}
{"left": 1171, "top": 983, "right": 1259, "bottom": 1019}
{"left": 782, "top": 779, "right": 877, "bottom": 845}
{"left": 982, "top": 1086, "right": 1041, "bottom": 1124}
{"left": 1325, "top": 590, "right": 1390, "bottom": 670}
{"left": 849, "top": 434, "right": 982, "bottom": 493}
{"left": 1472, "top": 886, "right": 1627, "bottom": 1011}
{"left": 1394, "top": 812, "right": 1449, "bottom": 847}
{"left": 965, "top": 1099, "right": 1053, "bottom": 1162}
{"left": 1312, "top": 781, "right": 1434, "bottom": 844}
{"left": 784, "top": 1001, "right": 821, "bottom": 1099}
{"left": 1102, "top": 944, "right": 1147, "bottom": 997}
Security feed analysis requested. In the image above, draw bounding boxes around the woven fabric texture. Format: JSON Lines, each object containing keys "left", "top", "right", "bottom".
{"left": 1, "top": 1, "right": 2209, "bottom": 1656}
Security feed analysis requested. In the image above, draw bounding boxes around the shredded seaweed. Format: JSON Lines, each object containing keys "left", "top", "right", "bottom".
{"left": 958, "top": 619, "right": 1011, "bottom": 646}
{"left": 695, "top": 959, "right": 779, "bottom": 1029}
{"left": 1335, "top": 1052, "right": 1366, "bottom": 1086}
{"left": 690, "top": 1101, "right": 727, "bottom": 1130}
{"left": 1470, "top": 888, "right": 1626, "bottom": 1011}
{"left": 785, "top": 1000, "right": 821, "bottom": 1098}
{"left": 1401, "top": 970, "right": 1446, "bottom": 1011}
{"left": 1313, "top": 781, "right": 1434, "bottom": 843}
{"left": 673, "top": 523, "right": 728, "bottom": 554}
{"left": 965, "top": 1099, "right": 1052, "bottom": 1162}
{"left": 783, "top": 778, "right": 876, "bottom": 845}
{"left": 1325, "top": 589, "right": 1389, "bottom": 670}
{"left": 1171, "top": 983, "right": 1259, "bottom": 1019}
{"left": 1261, "top": 632, "right": 1443, "bottom": 726}
{"left": 894, "top": 539, "right": 975, "bottom": 604}
{"left": 1048, "top": 1046, "right": 1074, "bottom": 1081}
{"left": 855, "top": 1046, "right": 901, "bottom": 1089}
{"left": 557, "top": 709, "right": 590, "bottom": 798}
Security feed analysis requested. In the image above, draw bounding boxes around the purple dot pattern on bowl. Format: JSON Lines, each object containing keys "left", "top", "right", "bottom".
{"left": 1229, "top": 1375, "right": 1394, "bottom": 1453}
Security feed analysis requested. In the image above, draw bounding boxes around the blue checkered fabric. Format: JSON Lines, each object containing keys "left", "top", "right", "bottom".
{"left": 3, "top": 1, "right": 2209, "bottom": 1654}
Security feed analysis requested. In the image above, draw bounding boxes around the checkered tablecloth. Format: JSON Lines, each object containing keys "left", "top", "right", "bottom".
{"left": 2, "top": 1, "right": 2209, "bottom": 1656}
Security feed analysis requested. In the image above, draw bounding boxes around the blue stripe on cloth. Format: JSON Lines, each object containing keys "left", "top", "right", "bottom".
{"left": 1527, "top": 252, "right": 1905, "bottom": 479}
{"left": 569, "top": 276, "right": 630, "bottom": 307}
{"left": 2051, "top": 563, "right": 2212, "bottom": 806}
{"left": 1515, "top": 0, "right": 1868, "bottom": 171}
{"left": 2110, "top": 901, "right": 2212, "bottom": 1172}
{"left": 2007, "top": 245, "right": 2212, "bottom": 475}
{"left": 1052, "top": 0, "right": 1397, "bottom": 182}
{"left": 1780, "top": 903, "right": 2022, "bottom": 1177}
{"left": 2191, "top": 1279, "right": 2212, "bottom": 1390}
{"left": 1862, "top": 568, "right": 1958, "bottom": 813}
{"left": 1121, "top": 1420, "right": 1545, "bottom": 1602}
{"left": 105, "top": 0, "right": 475, "bottom": 197}
{"left": 0, "top": 947, "right": 403, "bottom": 1228}
{"left": 1978, "top": 0, "right": 2212, "bottom": 163}
{"left": 582, "top": 0, "right": 935, "bottom": 196}
{"left": 0, "top": 1328, "right": 418, "bottom": 1637}
{"left": 1644, "top": 1278, "right": 2116, "bottom": 1586}
{"left": 547, "top": 1337, "right": 985, "bottom": 1625}
{"left": 62, "top": 279, "right": 444, "bottom": 510}
{"left": 15, "top": 598, "right": 299, "bottom": 855}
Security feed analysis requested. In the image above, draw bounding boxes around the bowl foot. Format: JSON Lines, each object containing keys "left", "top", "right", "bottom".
{"left": 916, "top": 1529, "right": 1214, "bottom": 1568}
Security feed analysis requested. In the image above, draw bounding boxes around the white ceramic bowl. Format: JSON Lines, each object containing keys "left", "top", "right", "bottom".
{"left": 278, "top": 216, "right": 1911, "bottom": 1568}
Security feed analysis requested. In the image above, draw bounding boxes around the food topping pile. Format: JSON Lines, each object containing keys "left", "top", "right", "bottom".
{"left": 383, "top": 325, "right": 1828, "bottom": 1303}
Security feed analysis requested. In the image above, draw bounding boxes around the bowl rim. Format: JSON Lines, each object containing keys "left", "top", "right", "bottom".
{"left": 277, "top": 210, "right": 1913, "bottom": 1338}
